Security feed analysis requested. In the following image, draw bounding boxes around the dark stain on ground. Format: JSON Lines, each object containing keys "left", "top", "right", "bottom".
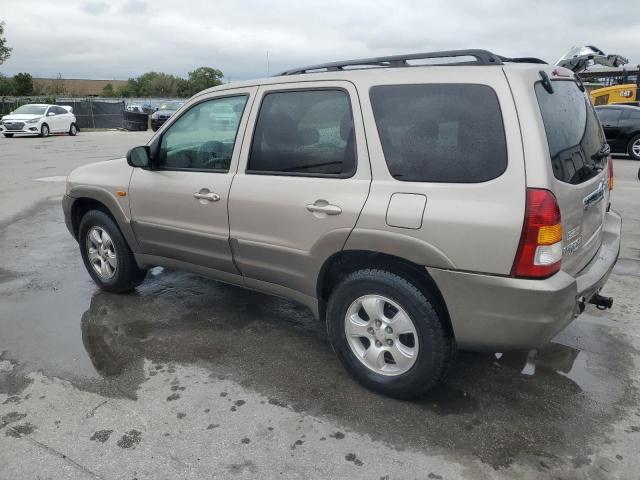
{"left": 291, "top": 439, "right": 304, "bottom": 450}
{"left": 0, "top": 412, "right": 27, "bottom": 430}
{"left": 6, "top": 422, "right": 36, "bottom": 438}
{"left": 90, "top": 429, "right": 113, "bottom": 443}
{"left": 1, "top": 206, "right": 639, "bottom": 471}
{"left": 166, "top": 393, "right": 180, "bottom": 401}
{"left": 170, "top": 386, "right": 185, "bottom": 391}
{"left": 207, "top": 423, "right": 219, "bottom": 430}
{"left": 117, "top": 429, "right": 142, "bottom": 448}
{"left": 176, "top": 412, "right": 186, "bottom": 419}
{"left": 345, "top": 453, "right": 364, "bottom": 466}
{"left": 428, "top": 474, "right": 443, "bottom": 480}
{"left": 330, "top": 431, "right": 345, "bottom": 440}
{"left": 227, "top": 460, "right": 257, "bottom": 474}
{"left": 240, "top": 437, "right": 251, "bottom": 444}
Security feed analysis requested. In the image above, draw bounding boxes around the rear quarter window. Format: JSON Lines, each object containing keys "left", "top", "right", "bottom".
{"left": 369, "top": 84, "right": 507, "bottom": 183}
{"left": 535, "top": 80, "right": 606, "bottom": 185}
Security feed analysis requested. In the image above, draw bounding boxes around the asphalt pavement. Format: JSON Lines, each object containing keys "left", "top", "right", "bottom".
{"left": 0, "top": 131, "right": 639, "bottom": 479}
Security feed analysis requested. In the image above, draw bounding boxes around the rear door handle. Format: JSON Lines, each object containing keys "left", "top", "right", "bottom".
{"left": 193, "top": 191, "right": 220, "bottom": 202}
{"left": 306, "top": 201, "right": 342, "bottom": 215}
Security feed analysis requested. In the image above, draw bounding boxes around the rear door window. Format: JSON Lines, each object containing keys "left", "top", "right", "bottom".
{"left": 248, "top": 89, "right": 356, "bottom": 177}
{"left": 369, "top": 84, "right": 507, "bottom": 183}
{"left": 535, "top": 80, "right": 606, "bottom": 185}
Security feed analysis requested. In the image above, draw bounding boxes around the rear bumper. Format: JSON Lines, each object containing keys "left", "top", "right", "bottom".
{"left": 428, "top": 210, "right": 621, "bottom": 351}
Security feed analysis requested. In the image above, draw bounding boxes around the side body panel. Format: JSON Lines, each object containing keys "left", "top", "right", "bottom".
{"left": 128, "top": 87, "right": 257, "bottom": 275}
{"left": 347, "top": 67, "right": 526, "bottom": 275}
{"left": 228, "top": 81, "right": 371, "bottom": 299}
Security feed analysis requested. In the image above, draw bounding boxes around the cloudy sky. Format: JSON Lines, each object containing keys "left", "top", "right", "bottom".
{"left": 1, "top": 0, "right": 639, "bottom": 81}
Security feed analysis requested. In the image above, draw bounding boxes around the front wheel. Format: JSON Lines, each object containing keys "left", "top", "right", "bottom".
{"left": 40, "top": 124, "right": 50, "bottom": 137}
{"left": 627, "top": 134, "right": 640, "bottom": 161}
{"left": 69, "top": 123, "right": 78, "bottom": 136}
{"left": 78, "top": 210, "right": 147, "bottom": 293}
{"left": 326, "top": 269, "right": 453, "bottom": 399}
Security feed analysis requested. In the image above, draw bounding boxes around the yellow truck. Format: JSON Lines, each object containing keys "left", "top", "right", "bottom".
{"left": 590, "top": 84, "right": 638, "bottom": 105}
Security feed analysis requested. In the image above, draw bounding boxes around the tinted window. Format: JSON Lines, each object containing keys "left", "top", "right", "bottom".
{"left": 369, "top": 84, "right": 507, "bottom": 183}
{"left": 248, "top": 90, "right": 356, "bottom": 176}
{"left": 54, "top": 106, "right": 68, "bottom": 115}
{"left": 158, "top": 95, "right": 247, "bottom": 171}
{"left": 595, "top": 108, "right": 622, "bottom": 123}
{"left": 536, "top": 81, "right": 606, "bottom": 184}
{"left": 629, "top": 109, "right": 640, "bottom": 120}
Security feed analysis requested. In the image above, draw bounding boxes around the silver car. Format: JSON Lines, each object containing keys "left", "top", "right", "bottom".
{"left": 63, "top": 49, "right": 621, "bottom": 398}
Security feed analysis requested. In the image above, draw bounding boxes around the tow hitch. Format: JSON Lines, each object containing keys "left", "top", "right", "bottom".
{"left": 589, "top": 293, "right": 614, "bottom": 310}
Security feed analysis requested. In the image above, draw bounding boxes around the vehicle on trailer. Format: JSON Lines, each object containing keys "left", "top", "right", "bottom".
{"left": 0, "top": 104, "right": 78, "bottom": 138}
{"left": 63, "top": 49, "right": 621, "bottom": 398}
{"left": 150, "top": 101, "right": 184, "bottom": 131}
{"left": 595, "top": 104, "right": 640, "bottom": 160}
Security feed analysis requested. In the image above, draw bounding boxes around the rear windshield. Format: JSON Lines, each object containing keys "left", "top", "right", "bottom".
{"left": 535, "top": 80, "right": 606, "bottom": 184}
{"left": 370, "top": 84, "right": 507, "bottom": 183}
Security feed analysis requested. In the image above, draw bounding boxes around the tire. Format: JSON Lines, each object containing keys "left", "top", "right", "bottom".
{"left": 78, "top": 210, "right": 147, "bottom": 293}
{"left": 69, "top": 123, "right": 78, "bottom": 136}
{"left": 326, "top": 269, "right": 453, "bottom": 399}
{"left": 40, "top": 124, "right": 50, "bottom": 137}
{"left": 627, "top": 134, "right": 640, "bottom": 160}
{"left": 3, "top": 133, "right": 13, "bottom": 138}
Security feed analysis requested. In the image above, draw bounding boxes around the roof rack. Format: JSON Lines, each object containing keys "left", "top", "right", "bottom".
{"left": 277, "top": 49, "right": 548, "bottom": 76}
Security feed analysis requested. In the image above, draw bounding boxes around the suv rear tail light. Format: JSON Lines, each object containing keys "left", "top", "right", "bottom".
{"left": 512, "top": 188, "right": 563, "bottom": 279}
{"left": 608, "top": 156, "right": 614, "bottom": 191}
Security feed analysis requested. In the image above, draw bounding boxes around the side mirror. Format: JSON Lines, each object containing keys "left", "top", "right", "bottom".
{"left": 127, "top": 146, "right": 151, "bottom": 168}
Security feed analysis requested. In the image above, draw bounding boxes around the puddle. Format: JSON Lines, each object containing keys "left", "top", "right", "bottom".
{"left": 0, "top": 205, "right": 637, "bottom": 469}
{"left": 31, "top": 176, "right": 67, "bottom": 182}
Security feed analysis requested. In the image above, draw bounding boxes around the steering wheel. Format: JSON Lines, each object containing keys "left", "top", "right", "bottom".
{"left": 197, "top": 141, "right": 226, "bottom": 169}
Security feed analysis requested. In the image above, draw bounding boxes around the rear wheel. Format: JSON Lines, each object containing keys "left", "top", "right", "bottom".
{"left": 69, "top": 123, "right": 78, "bottom": 136}
{"left": 627, "top": 134, "right": 640, "bottom": 160}
{"left": 40, "top": 124, "right": 50, "bottom": 137}
{"left": 79, "top": 210, "right": 147, "bottom": 293}
{"left": 3, "top": 133, "right": 13, "bottom": 138}
{"left": 326, "top": 269, "right": 453, "bottom": 399}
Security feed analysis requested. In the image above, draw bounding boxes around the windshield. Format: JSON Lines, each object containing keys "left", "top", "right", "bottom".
{"left": 159, "top": 102, "right": 182, "bottom": 111}
{"left": 13, "top": 105, "right": 47, "bottom": 115}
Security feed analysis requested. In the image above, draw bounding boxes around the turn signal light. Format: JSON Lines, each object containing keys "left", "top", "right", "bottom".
{"left": 512, "top": 189, "right": 563, "bottom": 279}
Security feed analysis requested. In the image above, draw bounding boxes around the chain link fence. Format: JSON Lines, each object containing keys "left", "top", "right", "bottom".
{"left": 1, "top": 97, "right": 185, "bottom": 130}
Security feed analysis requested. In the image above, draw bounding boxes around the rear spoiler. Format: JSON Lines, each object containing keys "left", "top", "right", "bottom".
{"left": 59, "top": 105, "right": 73, "bottom": 113}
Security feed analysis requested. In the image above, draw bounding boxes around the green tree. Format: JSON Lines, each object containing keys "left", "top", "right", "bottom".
{"left": 0, "top": 73, "right": 13, "bottom": 95}
{"left": 101, "top": 83, "right": 115, "bottom": 97}
{"left": 115, "top": 83, "right": 132, "bottom": 98}
{"left": 12, "top": 72, "right": 33, "bottom": 95}
{"left": 187, "top": 67, "right": 223, "bottom": 95}
{"left": 0, "top": 21, "right": 11, "bottom": 65}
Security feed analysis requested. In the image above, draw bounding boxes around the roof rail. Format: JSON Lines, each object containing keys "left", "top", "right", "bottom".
{"left": 277, "top": 49, "right": 505, "bottom": 76}
{"left": 498, "top": 55, "right": 547, "bottom": 65}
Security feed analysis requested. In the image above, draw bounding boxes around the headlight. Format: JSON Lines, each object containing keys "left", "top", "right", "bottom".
{"left": 151, "top": 113, "right": 158, "bottom": 119}
{"left": 26, "top": 117, "right": 42, "bottom": 124}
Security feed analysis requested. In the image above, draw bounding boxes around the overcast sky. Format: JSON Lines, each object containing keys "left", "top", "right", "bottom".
{"left": 1, "top": 0, "right": 639, "bottom": 81}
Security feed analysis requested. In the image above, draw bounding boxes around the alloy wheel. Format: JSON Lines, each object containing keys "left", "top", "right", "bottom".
{"left": 86, "top": 226, "right": 117, "bottom": 279}
{"left": 344, "top": 294, "right": 419, "bottom": 376}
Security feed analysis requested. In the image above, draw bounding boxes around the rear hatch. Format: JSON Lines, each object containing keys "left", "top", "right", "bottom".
{"left": 535, "top": 77, "right": 610, "bottom": 276}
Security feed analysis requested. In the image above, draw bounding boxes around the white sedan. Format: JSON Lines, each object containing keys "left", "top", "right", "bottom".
{"left": 0, "top": 104, "right": 78, "bottom": 138}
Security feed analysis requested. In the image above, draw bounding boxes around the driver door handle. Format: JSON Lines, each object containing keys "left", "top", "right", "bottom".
{"left": 193, "top": 191, "right": 220, "bottom": 202}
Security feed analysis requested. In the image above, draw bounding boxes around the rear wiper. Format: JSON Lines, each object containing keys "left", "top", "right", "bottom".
{"left": 591, "top": 143, "right": 610, "bottom": 161}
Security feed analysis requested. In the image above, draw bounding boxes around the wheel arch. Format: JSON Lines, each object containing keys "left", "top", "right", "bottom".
{"left": 68, "top": 189, "right": 141, "bottom": 253}
{"left": 316, "top": 250, "right": 455, "bottom": 340}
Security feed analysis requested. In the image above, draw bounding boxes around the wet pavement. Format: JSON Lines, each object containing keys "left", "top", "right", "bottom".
{"left": 1, "top": 133, "right": 640, "bottom": 479}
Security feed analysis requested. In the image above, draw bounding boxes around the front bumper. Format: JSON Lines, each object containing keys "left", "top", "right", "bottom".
{"left": 429, "top": 210, "right": 622, "bottom": 351}
{"left": 0, "top": 122, "right": 41, "bottom": 134}
{"left": 62, "top": 194, "right": 76, "bottom": 239}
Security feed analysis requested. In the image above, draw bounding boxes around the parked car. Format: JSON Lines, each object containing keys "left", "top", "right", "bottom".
{"left": 1, "top": 104, "right": 78, "bottom": 138}
{"left": 150, "top": 101, "right": 184, "bottom": 131}
{"left": 63, "top": 50, "right": 620, "bottom": 398}
{"left": 595, "top": 104, "right": 640, "bottom": 160}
